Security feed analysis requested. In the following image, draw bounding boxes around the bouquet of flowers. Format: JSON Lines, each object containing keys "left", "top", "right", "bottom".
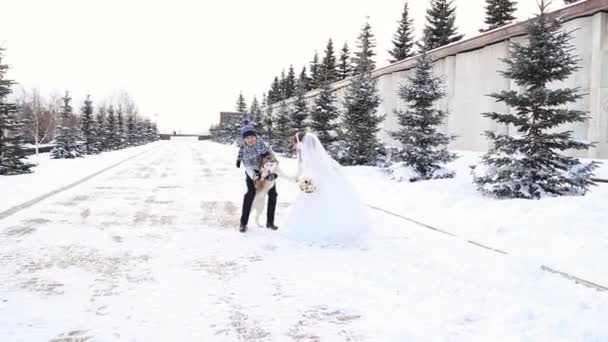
{"left": 297, "top": 176, "right": 316, "bottom": 193}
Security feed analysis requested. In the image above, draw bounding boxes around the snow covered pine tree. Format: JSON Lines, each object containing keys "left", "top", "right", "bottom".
{"left": 0, "top": 48, "right": 34, "bottom": 175}
{"left": 310, "top": 79, "right": 339, "bottom": 147}
{"left": 273, "top": 101, "right": 291, "bottom": 153}
{"left": 80, "top": 95, "right": 101, "bottom": 154}
{"left": 309, "top": 52, "right": 322, "bottom": 90}
{"left": 423, "top": 0, "right": 464, "bottom": 50}
{"left": 51, "top": 91, "right": 83, "bottom": 159}
{"left": 321, "top": 39, "right": 339, "bottom": 83}
{"left": 389, "top": 0, "right": 415, "bottom": 63}
{"left": 338, "top": 43, "right": 353, "bottom": 80}
{"left": 390, "top": 47, "right": 457, "bottom": 181}
{"left": 249, "top": 97, "right": 263, "bottom": 127}
{"left": 481, "top": 0, "right": 517, "bottom": 32}
{"left": 235, "top": 92, "right": 247, "bottom": 114}
{"left": 290, "top": 80, "right": 309, "bottom": 135}
{"left": 473, "top": 0, "right": 599, "bottom": 199}
{"left": 341, "top": 21, "right": 385, "bottom": 166}
{"left": 102, "top": 106, "right": 122, "bottom": 150}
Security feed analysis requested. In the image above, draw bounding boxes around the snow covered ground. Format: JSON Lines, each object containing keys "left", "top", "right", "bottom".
{"left": 0, "top": 139, "right": 606, "bottom": 341}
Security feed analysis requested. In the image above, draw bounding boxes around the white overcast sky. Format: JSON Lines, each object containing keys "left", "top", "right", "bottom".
{"left": 1, "top": 0, "right": 561, "bottom": 133}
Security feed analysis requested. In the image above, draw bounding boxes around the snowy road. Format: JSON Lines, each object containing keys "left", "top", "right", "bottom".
{"left": 1, "top": 140, "right": 606, "bottom": 341}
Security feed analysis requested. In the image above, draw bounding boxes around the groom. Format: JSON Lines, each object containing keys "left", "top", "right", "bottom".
{"left": 236, "top": 121, "right": 279, "bottom": 233}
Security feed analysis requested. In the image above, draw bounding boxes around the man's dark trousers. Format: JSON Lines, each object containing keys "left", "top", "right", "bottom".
{"left": 240, "top": 175, "right": 277, "bottom": 227}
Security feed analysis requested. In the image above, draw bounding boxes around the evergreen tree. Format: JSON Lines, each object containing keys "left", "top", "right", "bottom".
{"left": 126, "top": 113, "right": 138, "bottom": 146}
{"left": 262, "top": 104, "right": 274, "bottom": 142}
{"left": 352, "top": 21, "right": 377, "bottom": 74}
{"left": 0, "top": 49, "right": 34, "bottom": 175}
{"left": 95, "top": 109, "right": 107, "bottom": 150}
{"left": 341, "top": 73, "right": 384, "bottom": 165}
{"left": 389, "top": 1, "right": 416, "bottom": 63}
{"left": 279, "top": 70, "right": 288, "bottom": 100}
{"left": 481, "top": 0, "right": 517, "bottom": 32}
{"left": 147, "top": 120, "right": 154, "bottom": 142}
{"left": 268, "top": 76, "right": 283, "bottom": 104}
{"left": 209, "top": 123, "right": 221, "bottom": 142}
{"left": 139, "top": 118, "right": 147, "bottom": 143}
{"left": 143, "top": 118, "right": 157, "bottom": 142}
{"left": 310, "top": 81, "right": 339, "bottom": 146}
{"left": 104, "top": 106, "right": 119, "bottom": 150}
{"left": 225, "top": 115, "right": 243, "bottom": 144}
{"left": 151, "top": 121, "right": 159, "bottom": 141}
{"left": 117, "top": 106, "right": 126, "bottom": 148}
{"left": 145, "top": 123, "right": 152, "bottom": 143}
{"left": 473, "top": 1, "right": 599, "bottom": 199}
{"left": 342, "top": 22, "right": 385, "bottom": 165}
{"left": 257, "top": 93, "right": 268, "bottom": 134}
{"left": 235, "top": 92, "right": 247, "bottom": 113}
{"left": 51, "top": 91, "right": 83, "bottom": 159}
{"left": 129, "top": 116, "right": 139, "bottom": 145}
{"left": 299, "top": 66, "right": 312, "bottom": 92}
{"left": 390, "top": 48, "right": 457, "bottom": 181}
{"left": 267, "top": 85, "right": 274, "bottom": 106}
{"left": 291, "top": 81, "right": 309, "bottom": 135}
{"left": 273, "top": 101, "right": 291, "bottom": 153}
{"left": 423, "top": 0, "right": 464, "bottom": 50}
{"left": 141, "top": 119, "right": 150, "bottom": 143}
{"left": 211, "top": 122, "right": 229, "bottom": 145}
{"left": 134, "top": 116, "right": 146, "bottom": 145}
{"left": 321, "top": 39, "right": 338, "bottom": 83}
{"left": 284, "top": 65, "right": 297, "bottom": 99}
{"left": 310, "top": 52, "right": 322, "bottom": 89}
{"left": 249, "top": 96, "right": 263, "bottom": 126}
{"left": 338, "top": 42, "right": 354, "bottom": 80}
{"left": 80, "top": 95, "right": 100, "bottom": 154}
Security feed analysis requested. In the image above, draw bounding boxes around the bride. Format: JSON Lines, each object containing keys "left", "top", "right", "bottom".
{"left": 284, "top": 132, "right": 370, "bottom": 244}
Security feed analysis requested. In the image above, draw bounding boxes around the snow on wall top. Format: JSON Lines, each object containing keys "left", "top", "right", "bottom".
{"left": 269, "top": 0, "right": 608, "bottom": 108}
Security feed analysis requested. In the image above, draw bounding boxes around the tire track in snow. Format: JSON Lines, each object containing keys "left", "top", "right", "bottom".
{"left": 367, "top": 204, "right": 608, "bottom": 293}
{"left": 0, "top": 149, "right": 151, "bottom": 221}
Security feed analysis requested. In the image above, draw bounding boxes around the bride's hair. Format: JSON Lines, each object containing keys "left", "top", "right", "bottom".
{"left": 291, "top": 132, "right": 307, "bottom": 150}
{"left": 293, "top": 132, "right": 306, "bottom": 144}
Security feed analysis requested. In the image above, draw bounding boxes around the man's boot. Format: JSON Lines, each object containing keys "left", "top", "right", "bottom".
{"left": 239, "top": 224, "right": 248, "bottom": 233}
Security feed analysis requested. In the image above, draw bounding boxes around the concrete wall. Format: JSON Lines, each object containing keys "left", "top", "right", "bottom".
{"left": 270, "top": 0, "right": 608, "bottom": 159}
{"left": 219, "top": 112, "right": 245, "bottom": 125}
{"left": 159, "top": 134, "right": 210, "bottom": 140}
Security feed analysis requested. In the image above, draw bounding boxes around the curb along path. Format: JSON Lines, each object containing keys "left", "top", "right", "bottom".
{"left": 0, "top": 149, "right": 151, "bottom": 221}
{"left": 367, "top": 204, "right": 608, "bottom": 293}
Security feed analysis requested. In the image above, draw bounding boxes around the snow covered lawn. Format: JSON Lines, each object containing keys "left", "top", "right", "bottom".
{"left": 340, "top": 151, "right": 608, "bottom": 287}
{"left": 0, "top": 140, "right": 606, "bottom": 341}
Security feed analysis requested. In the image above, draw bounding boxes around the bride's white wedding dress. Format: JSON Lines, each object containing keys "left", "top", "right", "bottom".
{"left": 285, "top": 133, "right": 370, "bottom": 244}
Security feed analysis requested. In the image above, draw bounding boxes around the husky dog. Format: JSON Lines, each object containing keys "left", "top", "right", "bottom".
{"left": 252, "top": 154, "right": 279, "bottom": 227}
